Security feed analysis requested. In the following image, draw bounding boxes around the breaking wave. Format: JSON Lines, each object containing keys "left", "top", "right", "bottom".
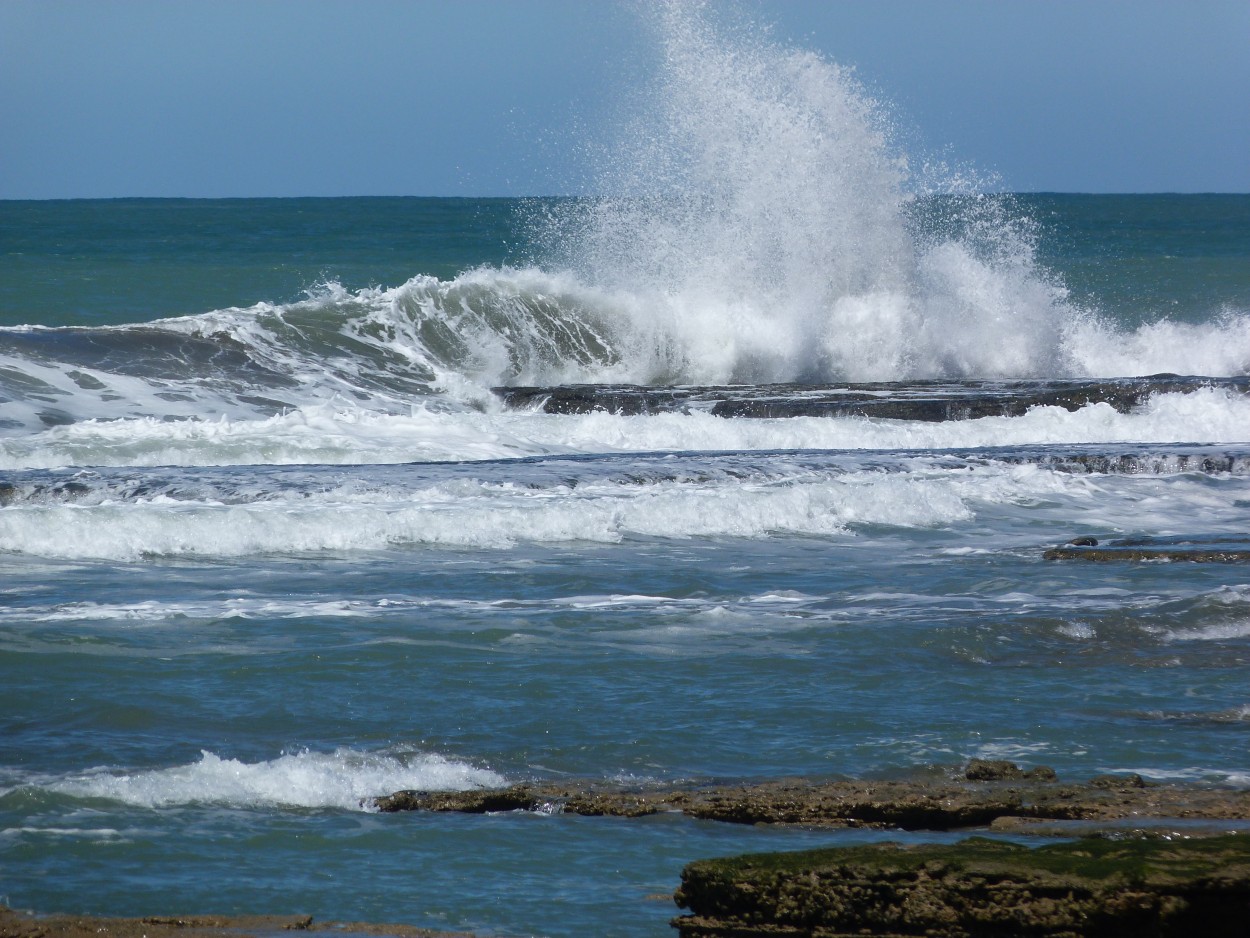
{"left": 0, "top": 4, "right": 1247, "bottom": 446}
{"left": 37, "top": 748, "right": 506, "bottom": 811}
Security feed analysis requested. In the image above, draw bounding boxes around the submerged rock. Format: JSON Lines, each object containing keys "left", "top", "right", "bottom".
{"left": 1089, "top": 773, "right": 1148, "bottom": 790}
{"left": 672, "top": 834, "right": 1250, "bottom": 937}
{"left": 1045, "top": 535, "right": 1250, "bottom": 563}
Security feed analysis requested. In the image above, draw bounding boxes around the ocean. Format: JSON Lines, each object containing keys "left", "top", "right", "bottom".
{"left": 2, "top": 7, "right": 1250, "bottom": 937}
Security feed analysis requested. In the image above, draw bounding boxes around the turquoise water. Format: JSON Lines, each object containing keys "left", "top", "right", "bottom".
{"left": 4, "top": 194, "right": 1248, "bottom": 330}
{"left": 0, "top": 197, "right": 525, "bottom": 327}
{"left": 3, "top": 6, "right": 1250, "bottom": 936}
{"left": 1027, "top": 193, "right": 1250, "bottom": 323}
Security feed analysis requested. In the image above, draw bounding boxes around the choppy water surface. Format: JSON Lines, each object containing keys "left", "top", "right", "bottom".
{"left": 3, "top": 5, "right": 1249, "bottom": 937}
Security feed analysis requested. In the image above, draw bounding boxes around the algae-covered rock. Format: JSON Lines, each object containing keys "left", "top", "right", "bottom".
{"left": 964, "top": 759, "right": 1057, "bottom": 781}
{"left": 680, "top": 782, "right": 1022, "bottom": 830}
{"left": 373, "top": 787, "right": 542, "bottom": 813}
{"left": 373, "top": 774, "right": 1250, "bottom": 834}
{"left": 673, "top": 834, "right": 1250, "bottom": 937}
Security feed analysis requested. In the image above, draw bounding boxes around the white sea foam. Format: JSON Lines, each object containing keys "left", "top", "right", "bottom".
{"left": 10, "top": 257, "right": 1243, "bottom": 448}
{"left": 3, "top": 460, "right": 1247, "bottom": 561}
{"left": 1067, "top": 313, "right": 1250, "bottom": 380}
{"left": 1055, "top": 622, "right": 1097, "bottom": 640}
{"left": 1162, "top": 621, "right": 1250, "bottom": 642}
{"left": 1101, "top": 766, "right": 1250, "bottom": 787}
{"left": 0, "top": 591, "right": 831, "bottom": 630}
{"left": 0, "top": 404, "right": 553, "bottom": 470}
{"left": 973, "top": 741, "right": 1055, "bottom": 761}
{"left": 0, "top": 471, "right": 971, "bottom": 560}
{"left": 45, "top": 748, "right": 506, "bottom": 811}
{"left": 0, "top": 597, "right": 399, "bottom": 624}
{"left": 3, "top": 387, "right": 1249, "bottom": 470}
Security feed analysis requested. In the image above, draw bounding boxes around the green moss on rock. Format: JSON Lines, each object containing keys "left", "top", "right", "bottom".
{"left": 674, "top": 835, "right": 1250, "bottom": 937}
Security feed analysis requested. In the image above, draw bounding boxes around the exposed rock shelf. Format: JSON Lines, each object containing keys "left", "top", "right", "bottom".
{"left": 373, "top": 764, "right": 1250, "bottom": 832}
{"left": 492, "top": 375, "right": 1250, "bottom": 420}
{"left": 672, "top": 835, "right": 1250, "bottom": 937}
{"left": 1045, "top": 535, "right": 1250, "bottom": 563}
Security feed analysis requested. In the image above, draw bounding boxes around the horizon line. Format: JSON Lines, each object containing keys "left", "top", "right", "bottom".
{"left": 5, "top": 190, "right": 1250, "bottom": 203}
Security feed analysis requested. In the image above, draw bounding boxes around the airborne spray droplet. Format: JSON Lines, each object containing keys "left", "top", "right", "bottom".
{"left": 534, "top": 1, "right": 1078, "bottom": 383}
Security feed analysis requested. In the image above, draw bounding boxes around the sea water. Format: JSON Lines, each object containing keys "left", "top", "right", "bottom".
{"left": 2, "top": 6, "right": 1250, "bottom": 937}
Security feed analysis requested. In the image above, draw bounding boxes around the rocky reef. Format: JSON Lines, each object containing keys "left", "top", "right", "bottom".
{"left": 373, "top": 763, "right": 1250, "bottom": 833}
{"left": 15, "top": 764, "right": 1249, "bottom": 938}
{"left": 373, "top": 763, "right": 1250, "bottom": 935}
{"left": 492, "top": 376, "right": 1250, "bottom": 420}
{"left": 1045, "top": 534, "right": 1250, "bottom": 563}
{"left": 672, "top": 835, "right": 1250, "bottom": 937}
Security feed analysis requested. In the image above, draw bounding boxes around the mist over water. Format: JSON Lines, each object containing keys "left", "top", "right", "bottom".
{"left": 537, "top": 2, "right": 1076, "bottom": 383}
{"left": 156, "top": 5, "right": 1250, "bottom": 395}
{"left": 538, "top": 2, "right": 1250, "bottom": 385}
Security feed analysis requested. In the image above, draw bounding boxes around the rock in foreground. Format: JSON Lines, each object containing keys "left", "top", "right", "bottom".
{"left": 673, "top": 835, "right": 1250, "bottom": 937}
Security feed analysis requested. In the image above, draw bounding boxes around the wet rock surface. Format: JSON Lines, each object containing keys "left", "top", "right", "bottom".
{"left": 671, "top": 834, "right": 1250, "bottom": 937}
{"left": 962, "top": 758, "right": 1057, "bottom": 781}
{"left": 1045, "top": 534, "right": 1250, "bottom": 563}
{"left": 492, "top": 375, "right": 1250, "bottom": 421}
{"left": 373, "top": 767, "right": 1250, "bottom": 832}
{"left": 0, "top": 908, "right": 469, "bottom": 938}
{"left": 15, "top": 767, "right": 1250, "bottom": 938}
{"left": 373, "top": 766, "right": 1250, "bottom": 935}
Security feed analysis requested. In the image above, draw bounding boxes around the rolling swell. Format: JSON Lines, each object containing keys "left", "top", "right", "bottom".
{"left": 3, "top": 268, "right": 1250, "bottom": 440}
{"left": 0, "top": 269, "right": 641, "bottom": 432}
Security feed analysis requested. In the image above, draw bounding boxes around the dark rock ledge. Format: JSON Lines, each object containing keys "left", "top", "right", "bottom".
{"left": 1045, "top": 535, "right": 1250, "bottom": 563}
{"left": 672, "top": 834, "right": 1250, "bottom": 938}
{"left": 371, "top": 762, "right": 1250, "bottom": 936}
{"left": 492, "top": 375, "right": 1250, "bottom": 421}
{"left": 373, "top": 762, "right": 1250, "bottom": 832}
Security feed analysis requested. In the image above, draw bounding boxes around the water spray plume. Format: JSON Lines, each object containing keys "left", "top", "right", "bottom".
{"left": 538, "top": 2, "right": 1077, "bottom": 383}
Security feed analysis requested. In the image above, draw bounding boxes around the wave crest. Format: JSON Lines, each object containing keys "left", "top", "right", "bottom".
{"left": 43, "top": 748, "right": 506, "bottom": 811}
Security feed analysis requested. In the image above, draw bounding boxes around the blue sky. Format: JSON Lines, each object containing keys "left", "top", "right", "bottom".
{"left": 2, "top": 0, "right": 1247, "bottom": 198}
